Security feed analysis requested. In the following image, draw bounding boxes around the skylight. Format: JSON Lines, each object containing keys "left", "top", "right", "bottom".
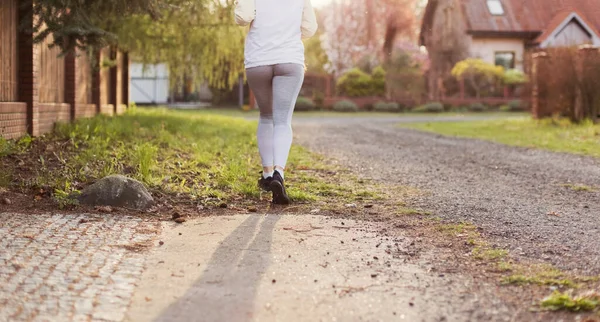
{"left": 487, "top": 0, "right": 505, "bottom": 15}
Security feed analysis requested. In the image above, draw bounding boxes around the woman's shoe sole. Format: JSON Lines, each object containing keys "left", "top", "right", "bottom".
{"left": 258, "top": 179, "right": 272, "bottom": 192}
{"left": 270, "top": 181, "right": 290, "bottom": 205}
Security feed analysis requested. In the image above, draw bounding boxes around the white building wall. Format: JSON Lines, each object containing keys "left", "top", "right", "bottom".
{"left": 470, "top": 38, "right": 525, "bottom": 71}
{"left": 130, "top": 63, "right": 170, "bottom": 104}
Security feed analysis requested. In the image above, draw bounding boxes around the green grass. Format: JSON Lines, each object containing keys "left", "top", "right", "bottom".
{"left": 181, "top": 107, "right": 526, "bottom": 119}
{"left": 402, "top": 117, "right": 600, "bottom": 158}
{"left": 437, "top": 222, "right": 477, "bottom": 235}
{"left": 473, "top": 247, "right": 508, "bottom": 261}
{"left": 560, "top": 183, "right": 597, "bottom": 192}
{"left": 2, "top": 107, "right": 384, "bottom": 206}
{"left": 501, "top": 263, "right": 599, "bottom": 288}
{"left": 541, "top": 291, "right": 600, "bottom": 312}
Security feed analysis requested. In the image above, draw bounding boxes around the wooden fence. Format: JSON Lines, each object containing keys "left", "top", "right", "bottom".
{"left": 528, "top": 46, "right": 600, "bottom": 121}
{"left": 0, "top": 0, "right": 130, "bottom": 140}
{"left": 0, "top": 0, "right": 18, "bottom": 102}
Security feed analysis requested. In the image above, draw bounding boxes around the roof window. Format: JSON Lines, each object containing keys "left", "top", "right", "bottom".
{"left": 487, "top": 0, "right": 504, "bottom": 15}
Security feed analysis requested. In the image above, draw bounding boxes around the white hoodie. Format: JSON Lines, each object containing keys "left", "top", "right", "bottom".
{"left": 234, "top": 0, "right": 318, "bottom": 68}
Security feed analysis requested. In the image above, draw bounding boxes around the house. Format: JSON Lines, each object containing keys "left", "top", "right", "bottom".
{"left": 419, "top": 0, "right": 600, "bottom": 99}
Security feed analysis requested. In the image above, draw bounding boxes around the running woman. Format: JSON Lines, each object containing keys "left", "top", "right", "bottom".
{"left": 234, "top": 0, "right": 318, "bottom": 204}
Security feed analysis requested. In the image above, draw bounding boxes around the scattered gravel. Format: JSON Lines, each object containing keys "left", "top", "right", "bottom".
{"left": 294, "top": 117, "right": 600, "bottom": 275}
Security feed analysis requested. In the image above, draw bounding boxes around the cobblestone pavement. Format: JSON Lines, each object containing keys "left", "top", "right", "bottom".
{"left": 0, "top": 213, "right": 159, "bottom": 322}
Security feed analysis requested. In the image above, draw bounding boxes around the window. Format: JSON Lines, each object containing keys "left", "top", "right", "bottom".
{"left": 487, "top": 0, "right": 504, "bottom": 15}
{"left": 495, "top": 52, "right": 515, "bottom": 69}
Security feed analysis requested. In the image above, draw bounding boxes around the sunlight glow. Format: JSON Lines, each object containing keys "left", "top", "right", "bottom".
{"left": 312, "top": 0, "right": 333, "bottom": 8}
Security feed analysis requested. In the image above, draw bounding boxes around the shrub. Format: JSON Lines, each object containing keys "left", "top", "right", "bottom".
{"left": 469, "top": 102, "right": 487, "bottom": 112}
{"left": 499, "top": 100, "right": 525, "bottom": 112}
{"left": 336, "top": 68, "right": 373, "bottom": 97}
{"left": 413, "top": 102, "right": 443, "bottom": 113}
{"left": 509, "top": 99, "right": 524, "bottom": 111}
{"left": 371, "top": 66, "right": 386, "bottom": 96}
{"left": 450, "top": 105, "right": 468, "bottom": 113}
{"left": 373, "top": 101, "right": 401, "bottom": 113}
{"left": 333, "top": 100, "right": 359, "bottom": 112}
{"left": 295, "top": 96, "right": 316, "bottom": 111}
{"left": 499, "top": 105, "right": 511, "bottom": 112}
{"left": 503, "top": 69, "right": 527, "bottom": 85}
{"left": 312, "top": 91, "right": 325, "bottom": 108}
{"left": 336, "top": 66, "right": 386, "bottom": 97}
{"left": 452, "top": 58, "right": 504, "bottom": 98}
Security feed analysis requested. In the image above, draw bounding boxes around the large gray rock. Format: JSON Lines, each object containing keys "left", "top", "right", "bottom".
{"left": 79, "top": 175, "right": 154, "bottom": 210}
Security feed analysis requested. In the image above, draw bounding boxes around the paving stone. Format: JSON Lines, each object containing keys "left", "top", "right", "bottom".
{"left": 0, "top": 212, "right": 159, "bottom": 322}
{"left": 71, "top": 314, "right": 92, "bottom": 322}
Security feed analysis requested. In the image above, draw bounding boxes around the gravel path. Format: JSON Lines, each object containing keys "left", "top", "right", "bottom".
{"left": 293, "top": 117, "right": 600, "bottom": 275}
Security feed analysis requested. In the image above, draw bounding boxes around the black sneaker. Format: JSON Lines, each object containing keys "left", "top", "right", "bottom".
{"left": 258, "top": 172, "right": 273, "bottom": 191}
{"left": 270, "top": 170, "right": 290, "bottom": 205}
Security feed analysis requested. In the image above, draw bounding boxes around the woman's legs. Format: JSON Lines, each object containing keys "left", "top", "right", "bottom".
{"left": 246, "top": 66, "right": 275, "bottom": 178}
{"left": 246, "top": 63, "right": 303, "bottom": 204}
{"left": 272, "top": 63, "right": 305, "bottom": 177}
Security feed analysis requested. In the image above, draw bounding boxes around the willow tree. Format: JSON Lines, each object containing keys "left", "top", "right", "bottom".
{"left": 30, "top": 0, "right": 246, "bottom": 89}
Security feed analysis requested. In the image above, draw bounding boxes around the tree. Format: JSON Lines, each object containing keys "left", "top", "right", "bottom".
{"left": 114, "top": 1, "right": 245, "bottom": 90}
{"left": 27, "top": 0, "right": 164, "bottom": 52}
{"left": 29, "top": 0, "right": 246, "bottom": 89}
{"left": 502, "top": 69, "right": 527, "bottom": 85}
{"left": 320, "top": 0, "right": 419, "bottom": 75}
{"left": 451, "top": 58, "right": 504, "bottom": 98}
{"left": 303, "top": 30, "right": 330, "bottom": 74}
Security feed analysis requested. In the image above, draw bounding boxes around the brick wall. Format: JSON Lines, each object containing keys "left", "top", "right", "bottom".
{"left": 0, "top": 103, "right": 27, "bottom": 139}
{"left": 74, "top": 104, "right": 97, "bottom": 119}
{"left": 0, "top": 1, "right": 130, "bottom": 140}
{"left": 100, "top": 104, "right": 115, "bottom": 116}
{"left": 38, "top": 103, "right": 70, "bottom": 134}
{"left": 116, "top": 104, "right": 127, "bottom": 115}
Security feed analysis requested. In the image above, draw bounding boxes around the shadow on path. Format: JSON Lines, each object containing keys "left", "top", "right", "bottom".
{"left": 155, "top": 214, "right": 281, "bottom": 322}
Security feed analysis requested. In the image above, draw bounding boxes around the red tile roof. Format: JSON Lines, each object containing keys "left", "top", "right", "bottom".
{"left": 532, "top": 10, "right": 575, "bottom": 44}
{"left": 461, "top": 0, "right": 600, "bottom": 35}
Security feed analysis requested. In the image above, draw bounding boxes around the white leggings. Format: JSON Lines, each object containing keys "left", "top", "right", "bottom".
{"left": 246, "top": 63, "right": 305, "bottom": 169}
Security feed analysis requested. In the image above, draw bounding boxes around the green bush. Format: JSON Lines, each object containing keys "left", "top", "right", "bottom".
{"left": 295, "top": 96, "right": 317, "bottom": 111}
{"left": 0, "top": 137, "right": 14, "bottom": 157}
{"left": 450, "top": 105, "right": 469, "bottom": 113}
{"left": 333, "top": 100, "right": 359, "bottom": 112}
{"left": 469, "top": 102, "right": 487, "bottom": 112}
{"left": 336, "top": 66, "right": 386, "bottom": 97}
{"left": 371, "top": 66, "right": 386, "bottom": 96}
{"left": 499, "top": 105, "right": 511, "bottom": 112}
{"left": 312, "top": 91, "right": 325, "bottom": 108}
{"left": 503, "top": 69, "right": 527, "bottom": 85}
{"left": 336, "top": 68, "right": 373, "bottom": 97}
{"left": 498, "top": 100, "right": 525, "bottom": 112}
{"left": 413, "top": 102, "right": 444, "bottom": 113}
{"left": 509, "top": 99, "right": 525, "bottom": 111}
{"left": 373, "top": 101, "right": 401, "bottom": 112}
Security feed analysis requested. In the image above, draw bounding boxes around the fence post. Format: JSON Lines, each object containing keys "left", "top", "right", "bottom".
{"left": 576, "top": 45, "right": 599, "bottom": 122}
{"left": 110, "top": 47, "right": 119, "bottom": 114}
{"left": 91, "top": 50, "right": 101, "bottom": 115}
{"left": 238, "top": 74, "right": 244, "bottom": 109}
{"left": 65, "top": 51, "right": 77, "bottom": 121}
{"left": 122, "top": 52, "right": 130, "bottom": 107}
{"left": 250, "top": 89, "right": 257, "bottom": 109}
{"left": 325, "top": 75, "right": 332, "bottom": 98}
{"left": 531, "top": 52, "right": 549, "bottom": 119}
{"left": 17, "top": 0, "right": 40, "bottom": 136}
